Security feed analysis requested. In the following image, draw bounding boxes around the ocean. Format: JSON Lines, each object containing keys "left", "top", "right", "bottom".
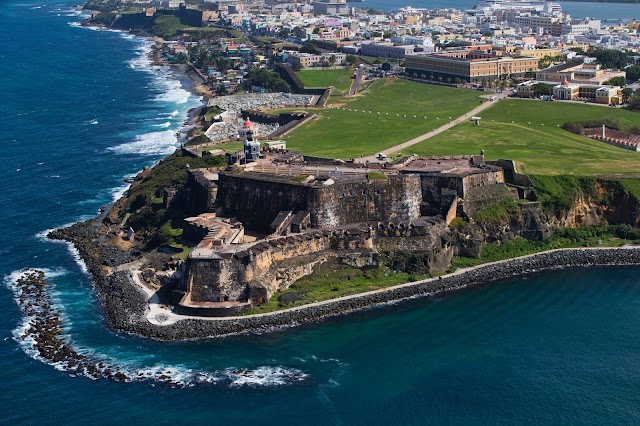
{"left": 366, "top": 0, "right": 640, "bottom": 20}
{"left": 3, "top": 0, "right": 640, "bottom": 423}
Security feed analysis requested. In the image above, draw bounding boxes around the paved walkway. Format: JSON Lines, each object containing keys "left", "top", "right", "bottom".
{"left": 132, "top": 245, "right": 639, "bottom": 326}
{"left": 355, "top": 92, "right": 509, "bottom": 163}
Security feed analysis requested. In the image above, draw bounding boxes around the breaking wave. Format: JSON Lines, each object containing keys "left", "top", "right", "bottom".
{"left": 107, "top": 130, "right": 177, "bottom": 156}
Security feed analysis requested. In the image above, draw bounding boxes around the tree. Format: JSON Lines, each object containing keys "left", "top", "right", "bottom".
{"left": 291, "top": 62, "right": 303, "bottom": 72}
{"left": 381, "top": 62, "right": 391, "bottom": 72}
{"left": 481, "top": 78, "right": 488, "bottom": 88}
{"left": 625, "top": 96, "right": 640, "bottom": 111}
{"left": 292, "top": 26, "right": 306, "bottom": 39}
{"left": 603, "top": 76, "right": 627, "bottom": 86}
{"left": 300, "top": 43, "right": 319, "bottom": 54}
{"left": 532, "top": 83, "right": 554, "bottom": 97}
{"left": 346, "top": 55, "right": 360, "bottom": 67}
{"left": 500, "top": 80, "right": 507, "bottom": 92}
{"left": 592, "top": 48, "right": 629, "bottom": 70}
{"left": 622, "top": 88, "right": 634, "bottom": 103}
{"left": 328, "top": 55, "right": 336, "bottom": 67}
{"left": 454, "top": 77, "right": 462, "bottom": 85}
{"left": 627, "top": 65, "right": 640, "bottom": 82}
{"left": 245, "top": 68, "right": 291, "bottom": 93}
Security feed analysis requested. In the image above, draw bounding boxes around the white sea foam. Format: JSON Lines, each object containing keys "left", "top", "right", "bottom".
{"left": 110, "top": 182, "right": 130, "bottom": 202}
{"left": 152, "top": 78, "right": 192, "bottom": 105}
{"left": 222, "top": 366, "right": 308, "bottom": 387}
{"left": 107, "top": 130, "right": 177, "bottom": 156}
{"left": 119, "top": 364, "right": 308, "bottom": 387}
{"left": 35, "top": 225, "right": 90, "bottom": 274}
{"left": 152, "top": 121, "right": 171, "bottom": 128}
{"left": 7, "top": 270, "right": 309, "bottom": 388}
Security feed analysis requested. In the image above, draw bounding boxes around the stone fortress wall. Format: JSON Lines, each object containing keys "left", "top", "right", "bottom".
{"left": 185, "top": 217, "right": 451, "bottom": 308}
{"left": 180, "top": 156, "right": 510, "bottom": 313}
{"left": 216, "top": 173, "right": 423, "bottom": 232}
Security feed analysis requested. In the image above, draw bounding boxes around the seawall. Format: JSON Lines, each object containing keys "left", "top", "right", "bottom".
{"left": 74, "top": 228, "right": 640, "bottom": 341}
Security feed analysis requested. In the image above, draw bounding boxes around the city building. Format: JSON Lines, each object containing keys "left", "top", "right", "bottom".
{"left": 405, "top": 50, "right": 538, "bottom": 82}
{"left": 536, "top": 61, "right": 626, "bottom": 85}
{"left": 360, "top": 42, "right": 422, "bottom": 59}
{"left": 313, "top": 0, "right": 349, "bottom": 16}
{"left": 288, "top": 52, "right": 347, "bottom": 68}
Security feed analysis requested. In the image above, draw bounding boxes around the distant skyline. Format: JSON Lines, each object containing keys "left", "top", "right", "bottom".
{"left": 361, "top": 0, "right": 640, "bottom": 20}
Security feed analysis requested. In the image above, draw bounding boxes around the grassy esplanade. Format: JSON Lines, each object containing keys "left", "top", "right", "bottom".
{"left": 279, "top": 79, "right": 482, "bottom": 159}
{"left": 296, "top": 69, "right": 354, "bottom": 96}
{"left": 409, "top": 99, "right": 640, "bottom": 175}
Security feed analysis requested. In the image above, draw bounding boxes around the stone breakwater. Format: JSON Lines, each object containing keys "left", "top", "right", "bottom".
{"left": 12, "top": 271, "right": 129, "bottom": 382}
{"left": 48, "top": 220, "right": 640, "bottom": 340}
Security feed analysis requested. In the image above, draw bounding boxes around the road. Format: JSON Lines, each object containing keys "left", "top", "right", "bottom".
{"left": 347, "top": 66, "right": 365, "bottom": 96}
{"left": 355, "top": 91, "right": 509, "bottom": 163}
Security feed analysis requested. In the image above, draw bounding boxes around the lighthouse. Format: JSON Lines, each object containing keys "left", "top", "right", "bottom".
{"left": 243, "top": 129, "right": 260, "bottom": 163}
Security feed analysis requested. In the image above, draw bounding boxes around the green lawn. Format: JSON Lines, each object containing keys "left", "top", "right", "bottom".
{"left": 246, "top": 265, "right": 419, "bottom": 315}
{"left": 408, "top": 99, "right": 640, "bottom": 175}
{"left": 296, "top": 69, "right": 354, "bottom": 95}
{"left": 281, "top": 79, "right": 482, "bottom": 159}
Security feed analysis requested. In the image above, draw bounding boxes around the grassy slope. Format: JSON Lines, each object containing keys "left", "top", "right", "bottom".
{"left": 247, "top": 266, "right": 417, "bottom": 314}
{"left": 296, "top": 69, "right": 354, "bottom": 95}
{"left": 409, "top": 99, "right": 640, "bottom": 175}
{"left": 282, "top": 79, "right": 482, "bottom": 159}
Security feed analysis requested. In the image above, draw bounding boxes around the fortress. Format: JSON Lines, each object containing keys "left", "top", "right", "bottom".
{"left": 173, "top": 148, "right": 511, "bottom": 316}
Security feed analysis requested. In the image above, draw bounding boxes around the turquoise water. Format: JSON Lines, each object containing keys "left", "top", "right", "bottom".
{"left": 4, "top": 1, "right": 640, "bottom": 423}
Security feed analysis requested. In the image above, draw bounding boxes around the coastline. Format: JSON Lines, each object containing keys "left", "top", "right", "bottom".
{"left": 48, "top": 219, "right": 640, "bottom": 341}
{"left": 41, "top": 14, "right": 640, "bottom": 341}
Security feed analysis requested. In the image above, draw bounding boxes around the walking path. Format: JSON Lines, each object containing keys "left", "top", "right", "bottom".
{"left": 132, "top": 245, "right": 639, "bottom": 326}
{"left": 355, "top": 92, "right": 508, "bottom": 163}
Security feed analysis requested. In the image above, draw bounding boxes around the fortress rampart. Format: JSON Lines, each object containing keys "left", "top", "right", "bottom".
{"left": 216, "top": 172, "right": 422, "bottom": 232}
{"left": 186, "top": 169, "right": 218, "bottom": 214}
{"left": 185, "top": 217, "right": 452, "bottom": 309}
{"left": 181, "top": 156, "right": 508, "bottom": 311}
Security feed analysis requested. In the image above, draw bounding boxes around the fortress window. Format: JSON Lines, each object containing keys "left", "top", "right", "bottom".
{"left": 376, "top": 189, "right": 382, "bottom": 195}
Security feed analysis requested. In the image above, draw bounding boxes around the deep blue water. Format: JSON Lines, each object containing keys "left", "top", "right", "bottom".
{"left": 366, "top": 0, "right": 640, "bottom": 20}
{"left": 4, "top": 0, "right": 640, "bottom": 424}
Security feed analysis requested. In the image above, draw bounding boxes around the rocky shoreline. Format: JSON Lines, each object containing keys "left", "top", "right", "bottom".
{"left": 48, "top": 219, "right": 640, "bottom": 341}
